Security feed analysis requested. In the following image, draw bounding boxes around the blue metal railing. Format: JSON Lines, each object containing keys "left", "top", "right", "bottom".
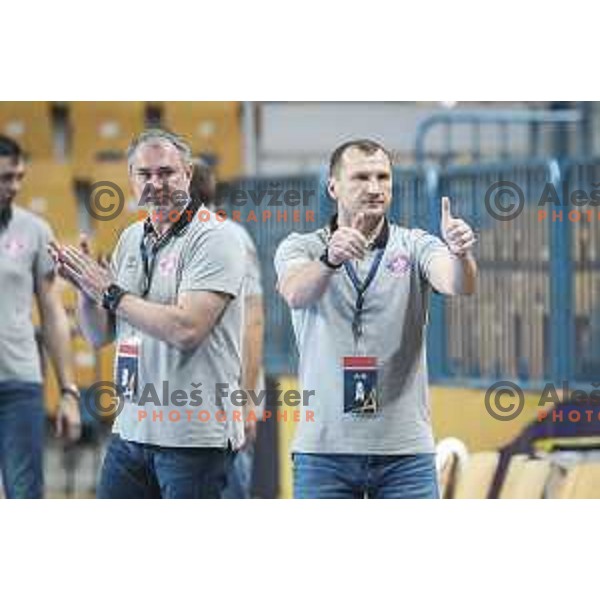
{"left": 231, "top": 157, "right": 597, "bottom": 390}
{"left": 415, "top": 109, "right": 582, "bottom": 165}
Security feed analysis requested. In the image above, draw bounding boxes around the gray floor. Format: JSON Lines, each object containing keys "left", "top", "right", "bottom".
{"left": 0, "top": 433, "right": 109, "bottom": 499}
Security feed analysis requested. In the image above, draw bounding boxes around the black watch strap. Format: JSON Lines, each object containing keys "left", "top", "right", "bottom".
{"left": 102, "top": 284, "right": 128, "bottom": 312}
{"left": 319, "top": 248, "right": 343, "bottom": 270}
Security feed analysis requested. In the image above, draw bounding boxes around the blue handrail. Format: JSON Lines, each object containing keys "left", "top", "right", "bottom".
{"left": 415, "top": 109, "right": 582, "bottom": 165}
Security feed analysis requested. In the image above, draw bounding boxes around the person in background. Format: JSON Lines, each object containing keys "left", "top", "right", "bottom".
{"left": 0, "top": 135, "right": 80, "bottom": 499}
{"left": 190, "top": 159, "right": 265, "bottom": 499}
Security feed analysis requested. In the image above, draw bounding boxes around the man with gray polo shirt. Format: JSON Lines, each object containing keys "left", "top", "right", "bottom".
{"left": 0, "top": 135, "right": 81, "bottom": 499}
{"left": 275, "top": 139, "right": 477, "bottom": 499}
{"left": 190, "top": 159, "right": 265, "bottom": 499}
{"left": 51, "top": 130, "right": 244, "bottom": 498}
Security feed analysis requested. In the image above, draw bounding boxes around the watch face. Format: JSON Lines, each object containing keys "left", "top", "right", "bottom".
{"left": 103, "top": 285, "right": 122, "bottom": 311}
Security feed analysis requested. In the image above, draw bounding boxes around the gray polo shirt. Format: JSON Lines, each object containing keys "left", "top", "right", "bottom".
{"left": 274, "top": 218, "right": 451, "bottom": 455}
{"left": 0, "top": 205, "right": 55, "bottom": 384}
{"left": 228, "top": 221, "right": 266, "bottom": 415}
{"left": 230, "top": 222, "right": 263, "bottom": 299}
{"left": 111, "top": 213, "right": 245, "bottom": 449}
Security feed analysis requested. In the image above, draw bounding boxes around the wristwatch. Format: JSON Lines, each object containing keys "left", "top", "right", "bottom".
{"left": 102, "top": 283, "right": 128, "bottom": 312}
{"left": 319, "top": 248, "right": 343, "bottom": 270}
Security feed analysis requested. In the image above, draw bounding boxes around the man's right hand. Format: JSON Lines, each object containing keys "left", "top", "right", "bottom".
{"left": 326, "top": 213, "right": 368, "bottom": 266}
{"left": 78, "top": 234, "right": 111, "bottom": 268}
{"left": 49, "top": 234, "right": 114, "bottom": 304}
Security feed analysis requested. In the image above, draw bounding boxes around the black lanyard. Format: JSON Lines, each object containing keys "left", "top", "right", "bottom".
{"left": 139, "top": 229, "right": 172, "bottom": 298}
{"left": 138, "top": 201, "right": 200, "bottom": 297}
{"left": 343, "top": 248, "right": 385, "bottom": 343}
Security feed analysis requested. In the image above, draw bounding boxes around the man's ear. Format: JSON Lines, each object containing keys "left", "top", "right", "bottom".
{"left": 327, "top": 178, "right": 337, "bottom": 201}
{"left": 184, "top": 162, "right": 194, "bottom": 185}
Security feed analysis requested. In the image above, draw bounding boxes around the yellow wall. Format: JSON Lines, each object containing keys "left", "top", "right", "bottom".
{"left": 430, "top": 386, "right": 545, "bottom": 451}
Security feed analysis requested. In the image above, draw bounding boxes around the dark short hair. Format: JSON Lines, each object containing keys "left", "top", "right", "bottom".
{"left": 329, "top": 139, "right": 392, "bottom": 177}
{"left": 189, "top": 159, "right": 216, "bottom": 204}
{"left": 0, "top": 135, "right": 23, "bottom": 162}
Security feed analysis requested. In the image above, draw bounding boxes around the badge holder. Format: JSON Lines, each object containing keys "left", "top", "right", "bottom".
{"left": 115, "top": 337, "right": 140, "bottom": 404}
{"left": 343, "top": 356, "right": 378, "bottom": 415}
{"left": 342, "top": 247, "right": 385, "bottom": 417}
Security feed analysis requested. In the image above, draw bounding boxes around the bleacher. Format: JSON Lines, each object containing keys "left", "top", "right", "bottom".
{"left": 4, "top": 101, "right": 243, "bottom": 422}
{"left": 438, "top": 448, "right": 600, "bottom": 499}
{"left": 3, "top": 101, "right": 600, "bottom": 498}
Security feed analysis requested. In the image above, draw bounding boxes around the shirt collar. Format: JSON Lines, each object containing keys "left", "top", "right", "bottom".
{"left": 142, "top": 198, "right": 199, "bottom": 242}
{"left": 328, "top": 214, "right": 390, "bottom": 250}
{"left": 0, "top": 203, "right": 13, "bottom": 233}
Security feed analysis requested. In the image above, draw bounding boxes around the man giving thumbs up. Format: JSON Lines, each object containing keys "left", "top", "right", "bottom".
{"left": 275, "top": 139, "right": 477, "bottom": 499}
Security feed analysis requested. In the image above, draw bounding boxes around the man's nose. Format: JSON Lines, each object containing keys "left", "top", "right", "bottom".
{"left": 9, "top": 178, "right": 21, "bottom": 197}
{"left": 149, "top": 173, "right": 165, "bottom": 188}
{"left": 367, "top": 177, "right": 382, "bottom": 195}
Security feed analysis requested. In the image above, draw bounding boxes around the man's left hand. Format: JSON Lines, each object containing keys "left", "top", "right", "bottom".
{"left": 55, "top": 393, "right": 82, "bottom": 442}
{"left": 440, "top": 196, "right": 477, "bottom": 257}
{"left": 241, "top": 420, "right": 257, "bottom": 451}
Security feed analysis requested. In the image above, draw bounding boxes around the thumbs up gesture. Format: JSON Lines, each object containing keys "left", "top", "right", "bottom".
{"left": 326, "top": 212, "right": 369, "bottom": 266}
{"left": 441, "top": 196, "right": 476, "bottom": 257}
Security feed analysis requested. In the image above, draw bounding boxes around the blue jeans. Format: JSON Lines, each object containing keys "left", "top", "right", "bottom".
{"left": 0, "top": 381, "right": 45, "bottom": 499}
{"left": 293, "top": 453, "right": 440, "bottom": 499}
{"left": 98, "top": 434, "right": 230, "bottom": 499}
{"left": 223, "top": 446, "right": 254, "bottom": 499}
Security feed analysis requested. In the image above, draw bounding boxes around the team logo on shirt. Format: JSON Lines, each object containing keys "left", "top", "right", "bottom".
{"left": 125, "top": 256, "right": 138, "bottom": 271}
{"left": 158, "top": 254, "right": 178, "bottom": 275}
{"left": 2, "top": 236, "right": 26, "bottom": 258}
{"left": 385, "top": 252, "right": 411, "bottom": 277}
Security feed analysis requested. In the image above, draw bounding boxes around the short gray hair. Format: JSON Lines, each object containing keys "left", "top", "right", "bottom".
{"left": 127, "top": 129, "right": 192, "bottom": 171}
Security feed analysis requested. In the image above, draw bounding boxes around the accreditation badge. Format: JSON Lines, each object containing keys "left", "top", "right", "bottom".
{"left": 343, "top": 357, "right": 379, "bottom": 415}
{"left": 115, "top": 337, "right": 140, "bottom": 404}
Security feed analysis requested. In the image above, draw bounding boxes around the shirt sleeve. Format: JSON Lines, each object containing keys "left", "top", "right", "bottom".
{"left": 110, "top": 225, "right": 131, "bottom": 288}
{"left": 110, "top": 233, "right": 123, "bottom": 277}
{"left": 179, "top": 225, "right": 244, "bottom": 298}
{"left": 33, "top": 218, "right": 56, "bottom": 291}
{"left": 274, "top": 232, "right": 315, "bottom": 282}
{"left": 410, "top": 229, "right": 452, "bottom": 284}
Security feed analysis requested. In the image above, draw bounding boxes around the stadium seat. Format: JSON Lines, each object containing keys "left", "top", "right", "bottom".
{"left": 499, "top": 455, "right": 551, "bottom": 499}
{"left": 17, "top": 161, "right": 80, "bottom": 242}
{"left": 162, "top": 102, "right": 242, "bottom": 179}
{"left": 94, "top": 345, "right": 117, "bottom": 420}
{"left": 0, "top": 101, "right": 54, "bottom": 159}
{"left": 44, "top": 331, "right": 97, "bottom": 414}
{"left": 70, "top": 102, "right": 145, "bottom": 177}
{"left": 97, "top": 345, "right": 114, "bottom": 383}
{"left": 453, "top": 452, "right": 499, "bottom": 499}
{"left": 558, "top": 462, "right": 600, "bottom": 499}
{"left": 436, "top": 437, "right": 469, "bottom": 499}
{"left": 84, "top": 161, "right": 143, "bottom": 254}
